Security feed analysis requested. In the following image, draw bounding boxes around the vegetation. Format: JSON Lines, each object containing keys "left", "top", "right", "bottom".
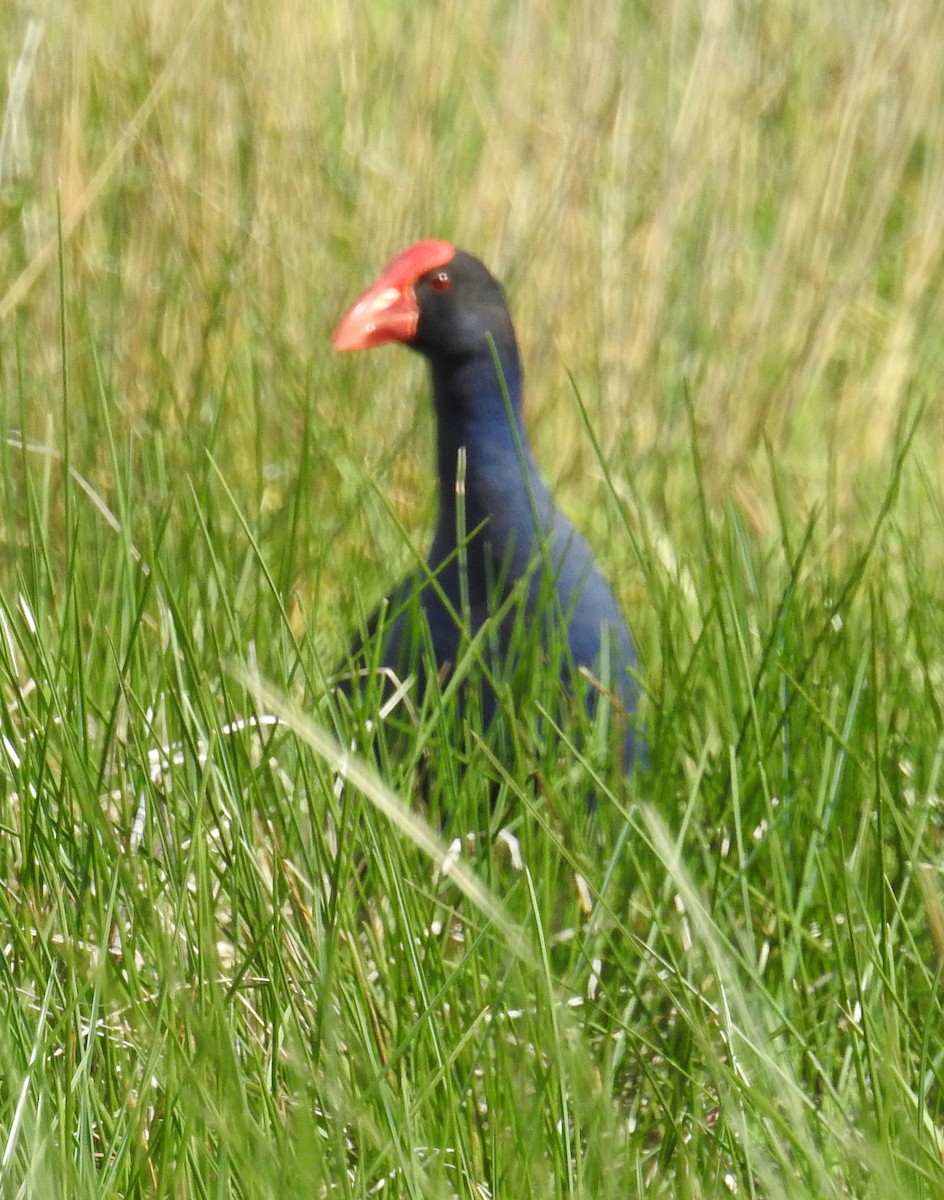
{"left": 0, "top": 1, "right": 942, "bottom": 1196}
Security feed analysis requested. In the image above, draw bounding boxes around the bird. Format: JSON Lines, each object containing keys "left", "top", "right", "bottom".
{"left": 332, "top": 239, "right": 643, "bottom": 780}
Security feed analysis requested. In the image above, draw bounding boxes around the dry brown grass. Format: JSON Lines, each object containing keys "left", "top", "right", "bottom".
{"left": 2, "top": 0, "right": 943, "bottom": 542}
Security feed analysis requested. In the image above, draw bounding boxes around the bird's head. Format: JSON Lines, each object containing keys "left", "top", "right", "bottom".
{"left": 333, "top": 240, "right": 515, "bottom": 363}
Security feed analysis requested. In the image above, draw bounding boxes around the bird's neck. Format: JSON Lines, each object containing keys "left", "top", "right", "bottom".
{"left": 429, "top": 349, "right": 538, "bottom": 544}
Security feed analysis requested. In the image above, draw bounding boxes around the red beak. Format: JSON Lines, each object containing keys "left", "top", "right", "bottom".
{"left": 332, "top": 239, "right": 456, "bottom": 352}
{"left": 332, "top": 282, "right": 421, "bottom": 351}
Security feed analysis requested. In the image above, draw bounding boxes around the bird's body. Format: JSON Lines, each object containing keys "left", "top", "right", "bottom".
{"left": 334, "top": 240, "right": 642, "bottom": 771}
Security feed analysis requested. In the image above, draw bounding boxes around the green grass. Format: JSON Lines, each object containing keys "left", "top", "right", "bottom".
{"left": 1, "top": 1, "right": 944, "bottom": 1196}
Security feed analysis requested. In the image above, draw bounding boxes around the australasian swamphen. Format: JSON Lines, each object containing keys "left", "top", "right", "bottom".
{"left": 333, "top": 239, "right": 643, "bottom": 776}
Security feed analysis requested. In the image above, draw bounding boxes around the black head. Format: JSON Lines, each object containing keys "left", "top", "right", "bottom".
{"left": 411, "top": 250, "right": 516, "bottom": 363}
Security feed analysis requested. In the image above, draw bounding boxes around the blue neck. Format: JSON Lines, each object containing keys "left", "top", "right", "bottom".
{"left": 429, "top": 349, "right": 541, "bottom": 547}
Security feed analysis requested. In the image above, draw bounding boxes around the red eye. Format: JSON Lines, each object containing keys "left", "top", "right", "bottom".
{"left": 430, "top": 270, "right": 451, "bottom": 292}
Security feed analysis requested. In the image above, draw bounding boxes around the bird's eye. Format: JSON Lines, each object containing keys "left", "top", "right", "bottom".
{"left": 430, "top": 270, "right": 451, "bottom": 292}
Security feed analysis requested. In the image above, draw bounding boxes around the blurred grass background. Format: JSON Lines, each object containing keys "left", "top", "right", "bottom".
{"left": 5, "top": 0, "right": 944, "bottom": 588}
{"left": 1, "top": 1, "right": 943, "bottom": 1197}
